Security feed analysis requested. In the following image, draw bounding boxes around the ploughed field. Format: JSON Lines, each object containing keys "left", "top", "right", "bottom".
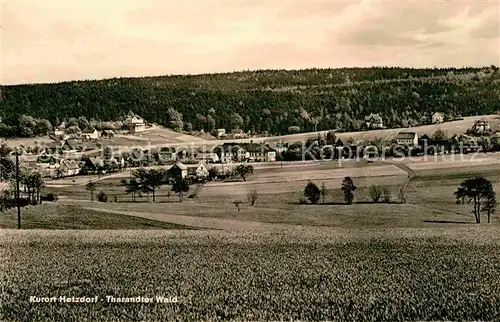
{"left": 2, "top": 228, "right": 500, "bottom": 321}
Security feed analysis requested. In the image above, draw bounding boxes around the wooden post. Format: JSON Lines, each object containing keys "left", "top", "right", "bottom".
{"left": 15, "top": 152, "right": 21, "bottom": 229}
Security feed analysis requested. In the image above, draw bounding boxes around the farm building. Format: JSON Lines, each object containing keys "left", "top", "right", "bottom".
{"left": 169, "top": 162, "right": 188, "bottom": 179}
{"left": 396, "top": 132, "right": 418, "bottom": 146}
{"left": 101, "top": 130, "right": 114, "bottom": 138}
{"left": 83, "top": 157, "right": 105, "bottom": 173}
{"left": 59, "top": 160, "right": 80, "bottom": 177}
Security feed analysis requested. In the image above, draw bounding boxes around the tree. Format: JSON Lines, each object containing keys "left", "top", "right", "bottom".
{"left": 97, "top": 191, "right": 108, "bottom": 202}
{"left": 143, "top": 169, "right": 164, "bottom": 202}
{"left": 455, "top": 177, "right": 495, "bottom": 224}
{"left": 341, "top": 177, "right": 357, "bottom": 205}
{"left": 231, "top": 113, "right": 244, "bottom": 129}
{"left": 121, "top": 178, "right": 140, "bottom": 202}
{"left": 326, "top": 130, "right": 337, "bottom": 145}
{"left": 482, "top": 191, "right": 496, "bottom": 224}
{"left": 382, "top": 186, "right": 392, "bottom": 203}
{"left": 0, "top": 142, "right": 12, "bottom": 158}
{"left": 433, "top": 128, "right": 447, "bottom": 140}
{"left": 320, "top": 182, "right": 328, "bottom": 204}
{"left": 233, "top": 200, "right": 243, "bottom": 211}
{"left": 86, "top": 180, "right": 96, "bottom": 202}
{"left": 235, "top": 165, "right": 254, "bottom": 182}
{"left": 247, "top": 189, "right": 258, "bottom": 206}
{"left": 304, "top": 181, "right": 320, "bottom": 204}
{"left": 172, "top": 179, "right": 190, "bottom": 201}
{"left": 369, "top": 185, "right": 383, "bottom": 203}
{"left": 208, "top": 167, "right": 220, "bottom": 181}
{"left": 54, "top": 167, "right": 64, "bottom": 179}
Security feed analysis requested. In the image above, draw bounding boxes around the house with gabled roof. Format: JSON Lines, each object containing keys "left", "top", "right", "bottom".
{"left": 365, "top": 113, "right": 384, "bottom": 129}
{"left": 127, "top": 115, "right": 146, "bottom": 133}
{"left": 187, "top": 161, "right": 211, "bottom": 181}
{"left": 82, "top": 128, "right": 100, "bottom": 140}
{"left": 59, "top": 160, "right": 80, "bottom": 177}
{"left": 168, "top": 162, "right": 188, "bottom": 179}
{"left": 431, "top": 112, "right": 444, "bottom": 124}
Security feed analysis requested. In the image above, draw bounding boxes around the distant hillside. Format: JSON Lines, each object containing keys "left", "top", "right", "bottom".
{"left": 1, "top": 67, "right": 499, "bottom": 138}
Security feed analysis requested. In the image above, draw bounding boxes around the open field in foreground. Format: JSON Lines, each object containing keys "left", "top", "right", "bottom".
{"left": 2, "top": 228, "right": 500, "bottom": 321}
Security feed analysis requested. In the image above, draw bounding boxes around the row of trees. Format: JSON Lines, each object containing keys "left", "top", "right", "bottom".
{"left": 1, "top": 67, "right": 499, "bottom": 137}
{"left": 303, "top": 177, "right": 360, "bottom": 205}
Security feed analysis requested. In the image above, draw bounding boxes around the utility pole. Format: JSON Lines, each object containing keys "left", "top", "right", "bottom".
{"left": 15, "top": 152, "right": 21, "bottom": 229}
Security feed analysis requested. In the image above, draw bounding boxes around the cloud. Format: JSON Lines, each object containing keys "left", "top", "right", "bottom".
{"left": 1, "top": 0, "right": 499, "bottom": 85}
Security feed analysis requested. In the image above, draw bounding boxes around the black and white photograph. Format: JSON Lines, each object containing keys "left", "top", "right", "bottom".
{"left": 1, "top": 0, "right": 500, "bottom": 320}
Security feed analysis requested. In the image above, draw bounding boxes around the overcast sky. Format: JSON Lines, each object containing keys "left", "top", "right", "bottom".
{"left": 2, "top": 0, "right": 499, "bottom": 85}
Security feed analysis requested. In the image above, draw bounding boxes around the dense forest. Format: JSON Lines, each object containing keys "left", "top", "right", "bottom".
{"left": 0, "top": 66, "right": 499, "bottom": 138}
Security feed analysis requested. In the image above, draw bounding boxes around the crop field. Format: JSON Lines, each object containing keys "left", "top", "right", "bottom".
{"left": 2, "top": 228, "right": 500, "bottom": 321}
{"left": 0, "top": 204, "right": 194, "bottom": 230}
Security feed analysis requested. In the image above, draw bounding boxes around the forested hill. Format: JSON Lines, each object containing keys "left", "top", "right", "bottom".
{"left": 1, "top": 67, "right": 499, "bottom": 137}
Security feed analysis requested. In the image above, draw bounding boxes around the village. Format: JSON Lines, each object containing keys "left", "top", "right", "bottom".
{"left": 3, "top": 112, "right": 497, "bottom": 185}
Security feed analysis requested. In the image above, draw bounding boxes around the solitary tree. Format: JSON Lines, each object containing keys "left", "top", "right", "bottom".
{"left": 86, "top": 180, "right": 96, "bottom": 202}
{"left": 369, "top": 185, "right": 383, "bottom": 203}
{"left": 233, "top": 200, "right": 243, "bottom": 211}
{"left": 320, "top": 182, "right": 328, "bottom": 204}
{"left": 304, "top": 181, "right": 320, "bottom": 204}
{"left": 455, "top": 177, "right": 495, "bottom": 224}
{"left": 341, "top": 177, "right": 357, "bottom": 205}
{"left": 235, "top": 165, "right": 254, "bottom": 181}
{"left": 247, "top": 189, "right": 258, "bottom": 206}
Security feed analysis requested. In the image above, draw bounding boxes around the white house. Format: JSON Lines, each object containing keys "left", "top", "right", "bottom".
{"left": 216, "top": 129, "right": 226, "bottom": 138}
{"left": 53, "top": 127, "right": 65, "bottom": 137}
{"left": 195, "top": 152, "right": 219, "bottom": 163}
{"left": 219, "top": 143, "right": 276, "bottom": 163}
{"left": 131, "top": 116, "right": 146, "bottom": 133}
{"left": 471, "top": 119, "right": 491, "bottom": 134}
{"left": 365, "top": 113, "right": 384, "bottom": 129}
{"left": 396, "top": 132, "right": 418, "bottom": 146}
{"left": 431, "top": 112, "right": 444, "bottom": 124}
{"left": 187, "top": 162, "right": 210, "bottom": 180}
{"left": 82, "top": 128, "right": 100, "bottom": 140}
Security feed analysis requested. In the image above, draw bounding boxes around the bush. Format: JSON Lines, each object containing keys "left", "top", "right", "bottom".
{"left": 382, "top": 186, "right": 392, "bottom": 203}
{"left": 369, "top": 185, "right": 383, "bottom": 203}
{"left": 247, "top": 189, "right": 258, "bottom": 206}
{"left": 97, "top": 191, "right": 108, "bottom": 202}
{"left": 299, "top": 198, "right": 308, "bottom": 204}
